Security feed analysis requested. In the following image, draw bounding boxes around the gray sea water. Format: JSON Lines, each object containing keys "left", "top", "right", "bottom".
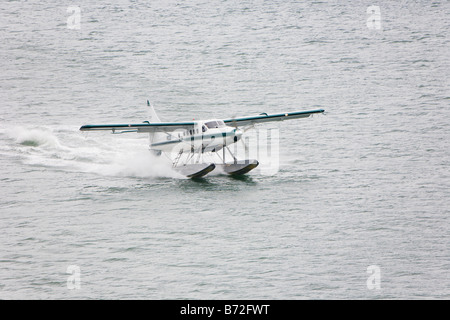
{"left": 0, "top": 0, "right": 449, "bottom": 299}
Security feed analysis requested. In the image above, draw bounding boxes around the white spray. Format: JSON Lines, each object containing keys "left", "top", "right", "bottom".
{"left": 5, "top": 125, "right": 184, "bottom": 179}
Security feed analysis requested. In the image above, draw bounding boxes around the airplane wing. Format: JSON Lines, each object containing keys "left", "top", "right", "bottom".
{"left": 79, "top": 121, "right": 196, "bottom": 133}
{"left": 223, "top": 108, "right": 325, "bottom": 127}
{"left": 80, "top": 108, "right": 324, "bottom": 133}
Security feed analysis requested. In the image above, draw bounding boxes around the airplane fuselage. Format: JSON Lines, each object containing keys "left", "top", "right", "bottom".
{"left": 150, "top": 119, "right": 243, "bottom": 153}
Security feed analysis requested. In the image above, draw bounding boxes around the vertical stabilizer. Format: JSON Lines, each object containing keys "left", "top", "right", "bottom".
{"left": 147, "top": 100, "right": 161, "bottom": 123}
{"left": 147, "top": 100, "right": 165, "bottom": 150}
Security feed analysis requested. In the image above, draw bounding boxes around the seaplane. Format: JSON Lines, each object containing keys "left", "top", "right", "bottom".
{"left": 80, "top": 101, "right": 325, "bottom": 178}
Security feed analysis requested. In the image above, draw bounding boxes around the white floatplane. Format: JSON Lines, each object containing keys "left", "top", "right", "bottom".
{"left": 80, "top": 101, "right": 324, "bottom": 178}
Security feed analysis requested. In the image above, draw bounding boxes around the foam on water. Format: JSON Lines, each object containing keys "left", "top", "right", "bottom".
{"left": 3, "top": 125, "right": 184, "bottom": 179}
{"left": 10, "top": 126, "right": 62, "bottom": 149}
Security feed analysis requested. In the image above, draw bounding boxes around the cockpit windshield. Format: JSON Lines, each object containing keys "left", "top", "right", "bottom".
{"left": 205, "top": 120, "right": 225, "bottom": 129}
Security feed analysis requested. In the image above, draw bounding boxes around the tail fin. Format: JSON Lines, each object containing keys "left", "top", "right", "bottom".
{"left": 147, "top": 100, "right": 161, "bottom": 123}
{"left": 147, "top": 100, "right": 165, "bottom": 149}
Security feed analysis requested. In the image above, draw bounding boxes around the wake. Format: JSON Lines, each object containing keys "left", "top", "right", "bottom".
{"left": 2, "top": 125, "right": 185, "bottom": 179}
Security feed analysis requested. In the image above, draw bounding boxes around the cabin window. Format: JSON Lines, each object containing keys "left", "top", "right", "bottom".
{"left": 202, "top": 125, "right": 207, "bottom": 132}
{"left": 205, "top": 121, "right": 216, "bottom": 129}
{"left": 205, "top": 120, "right": 226, "bottom": 129}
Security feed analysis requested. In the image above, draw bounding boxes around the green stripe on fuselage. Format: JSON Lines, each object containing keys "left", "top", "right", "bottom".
{"left": 150, "top": 131, "right": 234, "bottom": 147}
